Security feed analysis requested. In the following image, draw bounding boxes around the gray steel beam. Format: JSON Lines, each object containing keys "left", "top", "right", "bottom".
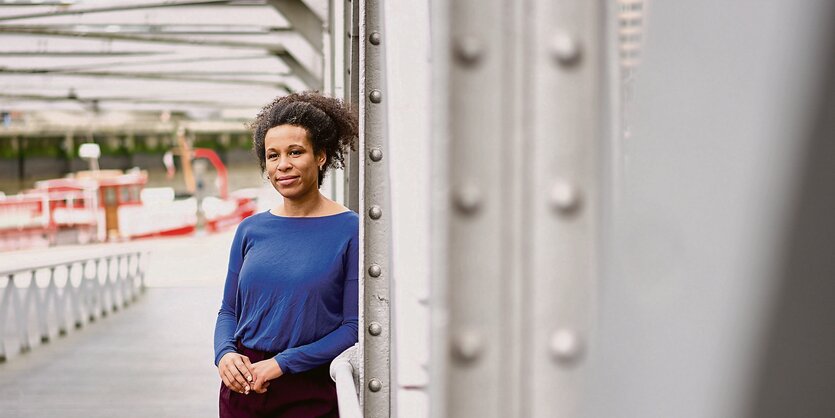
{"left": 588, "top": 2, "right": 835, "bottom": 418}
{"left": 0, "top": 25, "right": 320, "bottom": 89}
{"left": 0, "top": 24, "right": 292, "bottom": 35}
{"left": 359, "top": 0, "right": 391, "bottom": 416}
{"left": 0, "top": 92, "right": 256, "bottom": 108}
{"left": 0, "top": 51, "right": 160, "bottom": 56}
{"left": 0, "top": 0, "right": 245, "bottom": 22}
{"left": 0, "top": 68, "right": 292, "bottom": 90}
{"left": 267, "top": 0, "right": 324, "bottom": 53}
{"left": 430, "top": 0, "right": 509, "bottom": 416}
{"left": 343, "top": 0, "right": 360, "bottom": 213}
{"left": 0, "top": 26, "right": 289, "bottom": 53}
{"left": 274, "top": 50, "right": 320, "bottom": 90}
{"left": 430, "top": 0, "right": 606, "bottom": 417}
{"left": 528, "top": 1, "right": 605, "bottom": 416}
{"left": 28, "top": 54, "right": 277, "bottom": 72}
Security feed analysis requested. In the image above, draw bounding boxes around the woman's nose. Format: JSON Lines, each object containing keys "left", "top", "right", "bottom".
{"left": 277, "top": 156, "right": 291, "bottom": 171}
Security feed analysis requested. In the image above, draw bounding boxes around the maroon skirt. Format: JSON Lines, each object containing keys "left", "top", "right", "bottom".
{"left": 219, "top": 342, "right": 338, "bottom": 418}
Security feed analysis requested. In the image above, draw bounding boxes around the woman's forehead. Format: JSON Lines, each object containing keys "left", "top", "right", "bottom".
{"left": 265, "top": 124, "right": 311, "bottom": 148}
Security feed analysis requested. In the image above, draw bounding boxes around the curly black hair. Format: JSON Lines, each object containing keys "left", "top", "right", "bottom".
{"left": 250, "top": 91, "right": 358, "bottom": 187}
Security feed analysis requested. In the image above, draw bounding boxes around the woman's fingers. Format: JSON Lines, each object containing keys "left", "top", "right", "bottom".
{"left": 226, "top": 367, "right": 248, "bottom": 394}
{"left": 240, "top": 356, "right": 255, "bottom": 383}
{"left": 228, "top": 364, "right": 250, "bottom": 394}
{"left": 221, "top": 368, "right": 243, "bottom": 393}
{"left": 254, "top": 381, "right": 269, "bottom": 394}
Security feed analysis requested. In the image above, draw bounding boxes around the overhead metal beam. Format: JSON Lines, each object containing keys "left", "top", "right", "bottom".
{"left": 267, "top": 0, "right": 323, "bottom": 52}
{"left": 0, "top": 67, "right": 292, "bottom": 90}
{"left": 0, "top": 51, "right": 161, "bottom": 57}
{"left": 0, "top": 0, "right": 250, "bottom": 22}
{"left": 0, "top": 26, "right": 289, "bottom": 53}
{"left": 33, "top": 53, "right": 280, "bottom": 72}
{"left": 0, "top": 23, "right": 293, "bottom": 35}
{"left": 0, "top": 25, "right": 319, "bottom": 88}
{"left": 274, "top": 50, "right": 320, "bottom": 90}
{"left": 0, "top": 92, "right": 261, "bottom": 108}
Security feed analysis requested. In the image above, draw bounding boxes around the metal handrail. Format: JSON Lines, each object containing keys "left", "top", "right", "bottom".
{"left": 0, "top": 250, "right": 149, "bottom": 362}
{"left": 330, "top": 343, "right": 362, "bottom": 418}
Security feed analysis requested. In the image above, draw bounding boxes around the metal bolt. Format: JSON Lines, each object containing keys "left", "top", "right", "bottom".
{"left": 454, "top": 35, "right": 484, "bottom": 66}
{"left": 369, "top": 90, "right": 382, "bottom": 103}
{"left": 368, "top": 322, "right": 382, "bottom": 336}
{"left": 550, "top": 329, "right": 583, "bottom": 364}
{"left": 368, "top": 378, "right": 382, "bottom": 392}
{"left": 453, "top": 184, "right": 482, "bottom": 215}
{"left": 551, "top": 32, "right": 582, "bottom": 66}
{"left": 369, "top": 31, "right": 381, "bottom": 45}
{"left": 368, "top": 264, "right": 382, "bottom": 277}
{"left": 550, "top": 179, "right": 582, "bottom": 214}
{"left": 369, "top": 205, "right": 383, "bottom": 220}
{"left": 451, "top": 329, "right": 483, "bottom": 363}
{"left": 369, "top": 148, "right": 383, "bottom": 162}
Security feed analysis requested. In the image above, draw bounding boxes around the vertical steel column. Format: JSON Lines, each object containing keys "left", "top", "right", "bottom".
{"left": 528, "top": 1, "right": 605, "bottom": 416}
{"left": 327, "top": 0, "right": 347, "bottom": 202}
{"left": 343, "top": 0, "right": 361, "bottom": 212}
{"left": 430, "top": 0, "right": 515, "bottom": 416}
{"left": 360, "top": 0, "right": 391, "bottom": 416}
{"left": 431, "top": 0, "right": 606, "bottom": 416}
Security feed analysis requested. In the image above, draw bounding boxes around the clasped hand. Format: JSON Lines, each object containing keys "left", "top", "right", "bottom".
{"left": 218, "top": 352, "right": 283, "bottom": 395}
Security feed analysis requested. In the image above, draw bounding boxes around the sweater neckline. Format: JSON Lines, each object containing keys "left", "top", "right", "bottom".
{"left": 265, "top": 209, "right": 352, "bottom": 220}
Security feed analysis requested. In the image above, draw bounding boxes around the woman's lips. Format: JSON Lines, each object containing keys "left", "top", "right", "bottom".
{"left": 276, "top": 176, "right": 299, "bottom": 186}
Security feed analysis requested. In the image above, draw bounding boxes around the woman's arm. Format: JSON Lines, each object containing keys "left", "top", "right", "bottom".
{"left": 213, "top": 223, "right": 246, "bottom": 366}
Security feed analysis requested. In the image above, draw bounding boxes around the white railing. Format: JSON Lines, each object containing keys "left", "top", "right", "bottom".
{"left": 0, "top": 251, "right": 148, "bottom": 362}
{"left": 330, "top": 343, "right": 362, "bottom": 418}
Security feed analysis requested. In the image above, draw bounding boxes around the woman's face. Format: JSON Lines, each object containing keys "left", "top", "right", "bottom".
{"left": 264, "top": 124, "right": 325, "bottom": 200}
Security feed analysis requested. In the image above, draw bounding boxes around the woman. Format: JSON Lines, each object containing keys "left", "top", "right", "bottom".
{"left": 214, "top": 91, "right": 359, "bottom": 417}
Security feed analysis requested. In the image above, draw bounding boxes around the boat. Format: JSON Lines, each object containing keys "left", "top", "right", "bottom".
{"left": 0, "top": 145, "right": 256, "bottom": 252}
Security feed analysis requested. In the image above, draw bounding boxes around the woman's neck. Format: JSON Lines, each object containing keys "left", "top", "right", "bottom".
{"left": 279, "top": 190, "right": 326, "bottom": 217}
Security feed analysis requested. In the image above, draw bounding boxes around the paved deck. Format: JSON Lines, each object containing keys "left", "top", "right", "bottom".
{"left": 0, "top": 230, "right": 236, "bottom": 418}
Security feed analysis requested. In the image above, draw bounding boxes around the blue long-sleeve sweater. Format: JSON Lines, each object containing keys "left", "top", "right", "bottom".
{"left": 213, "top": 209, "right": 359, "bottom": 374}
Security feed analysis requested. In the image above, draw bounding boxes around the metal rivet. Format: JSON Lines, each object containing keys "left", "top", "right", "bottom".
{"left": 451, "top": 329, "right": 483, "bottom": 363}
{"left": 550, "top": 329, "right": 583, "bottom": 364}
{"left": 551, "top": 32, "right": 582, "bottom": 66}
{"left": 369, "top": 148, "right": 383, "bottom": 162}
{"left": 550, "top": 179, "right": 582, "bottom": 214}
{"left": 369, "top": 31, "right": 381, "bottom": 45}
{"left": 368, "top": 322, "right": 382, "bottom": 336}
{"left": 369, "top": 205, "right": 383, "bottom": 220}
{"left": 368, "top": 264, "right": 382, "bottom": 277}
{"left": 368, "top": 378, "right": 382, "bottom": 392}
{"left": 454, "top": 35, "right": 484, "bottom": 66}
{"left": 453, "top": 184, "right": 482, "bottom": 215}
{"left": 369, "top": 90, "right": 382, "bottom": 103}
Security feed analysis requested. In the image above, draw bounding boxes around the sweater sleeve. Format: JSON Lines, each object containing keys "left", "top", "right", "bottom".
{"left": 213, "top": 223, "right": 246, "bottom": 366}
{"left": 273, "top": 233, "right": 359, "bottom": 374}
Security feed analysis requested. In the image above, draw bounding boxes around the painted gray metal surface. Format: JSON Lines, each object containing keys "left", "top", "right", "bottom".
{"left": 528, "top": 1, "right": 605, "bottom": 416}
{"left": 431, "top": 0, "right": 519, "bottom": 416}
{"left": 359, "top": 0, "right": 392, "bottom": 416}
{"left": 430, "top": 0, "right": 606, "bottom": 416}
{"left": 343, "top": 0, "right": 361, "bottom": 213}
{"left": 588, "top": 1, "right": 835, "bottom": 417}
{"left": 268, "top": 0, "right": 325, "bottom": 52}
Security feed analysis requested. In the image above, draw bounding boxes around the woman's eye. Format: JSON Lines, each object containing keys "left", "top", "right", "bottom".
{"left": 290, "top": 150, "right": 302, "bottom": 156}
{"left": 267, "top": 153, "right": 277, "bottom": 159}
